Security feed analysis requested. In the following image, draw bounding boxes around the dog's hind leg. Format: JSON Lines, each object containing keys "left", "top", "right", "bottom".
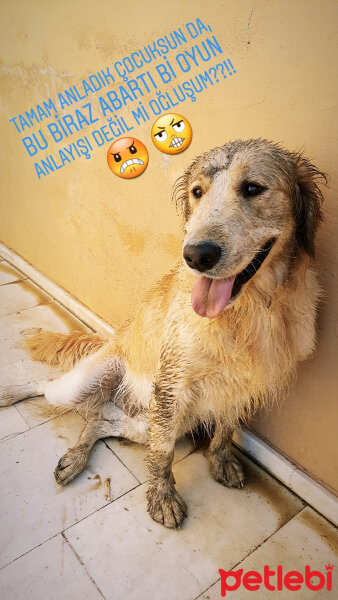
{"left": 55, "top": 407, "right": 148, "bottom": 485}
{"left": 206, "top": 422, "right": 244, "bottom": 488}
{"left": 38, "top": 342, "right": 122, "bottom": 410}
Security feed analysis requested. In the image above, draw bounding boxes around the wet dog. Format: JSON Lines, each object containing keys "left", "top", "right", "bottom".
{"left": 27, "top": 139, "right": 325, "bottom": 529}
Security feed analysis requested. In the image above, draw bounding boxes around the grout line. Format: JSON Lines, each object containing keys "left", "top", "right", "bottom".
{"left": 195, "top": 577, "right": 222, "bottom": 600}
{"left": 0, "top": 502, "right": 308, "bottom": 579}
{"left": 233, "top": 429, "right": 337, "bottom": 526}
{"left": 195, "top": 578, "right": 221, "bottom": 600}
{"left": 0, "top": 464, "right": 140, "bottom": 571}
{"left": 62, "top": 480, "right": 142, "bottom": 534}
{"left": 13, "top": 401, "right": 32, "bottom": 424}
{"left": 0, "top": 406, "right": 88, "bottom": 448}
{"left": 12, "top": 399, "right": 51, "bottom": 430}
{"left": 103, "top": 437, "right": 198, "bottom": 486}
{"left": 174, "top": 442, "right": 198, "bottom": 466}
{"left": 228, "top": 504, "right": 307, "bottom": 568}
{"left": 299, "top": 502, "right": 338, "bottom": 529}
{"left": 0, "top": 277, "right": 28, "bottom": 286}
{"left": 0, "top": 300, "right": 52, "bottom": 320}
{"left": 1, "top": 242, "right": 336, "bottom": 525}
{"left": 194, "top": 505, "right": 308, "bottom": 600}
{"left": 0, "top": 430, "right": 28, "bottom": 444}
{"left": 102, "top": 439, "right": 142, "bottom": 484}
{"left": 0, "top": 532, "right": 60, "bottom": 571}
{"left": 62, "top": 532, "right": 107, "bottom": 599}
{"left": 0, "top": 406, "right": 74, "bottom": 439}
{"left": 0, "top": 243, "right": 115, "bottom": 337}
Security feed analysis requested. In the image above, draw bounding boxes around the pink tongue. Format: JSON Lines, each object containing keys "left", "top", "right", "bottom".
{"left": 191, "top": 275, "right": 236, "bottom": 318}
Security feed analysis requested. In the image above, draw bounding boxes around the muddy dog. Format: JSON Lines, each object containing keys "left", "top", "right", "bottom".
{"left": 27, "top": 139, "right": 325, "bottom": 529}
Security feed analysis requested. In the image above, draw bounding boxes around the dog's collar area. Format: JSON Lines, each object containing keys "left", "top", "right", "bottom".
{"left": 231, "top": 238, "right": 275, "bottom": 299}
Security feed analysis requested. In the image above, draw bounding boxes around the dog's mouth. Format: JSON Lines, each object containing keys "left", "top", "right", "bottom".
{"left": 191, "top": 238, "right": 275, "bottom": 318}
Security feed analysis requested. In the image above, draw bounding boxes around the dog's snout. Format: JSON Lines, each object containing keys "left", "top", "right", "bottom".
{"left": 183, "top": 242, "right": 222, "bottom": 272}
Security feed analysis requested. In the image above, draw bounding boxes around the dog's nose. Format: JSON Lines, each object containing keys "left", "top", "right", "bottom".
{"left": 183, "top": 242, "right": 222, "bottom": 272}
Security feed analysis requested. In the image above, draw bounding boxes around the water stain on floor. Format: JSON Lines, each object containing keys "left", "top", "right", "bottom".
{"left": 87, "top": 474, "right": 102, "bottom": 491}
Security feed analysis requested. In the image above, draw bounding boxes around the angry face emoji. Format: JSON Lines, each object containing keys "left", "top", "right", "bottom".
{"left": 151, "top": 113, "right": 192, "bottom": 154}
{"left": 107, "top": 137, "right": 148, "bottom": 178}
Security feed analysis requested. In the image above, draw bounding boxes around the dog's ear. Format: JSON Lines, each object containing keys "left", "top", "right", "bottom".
{"left": 292, "top": 153, "right": 326, "bottom": 257}
{"left": 172, "top": 174, "right": 190, "bottom": 223}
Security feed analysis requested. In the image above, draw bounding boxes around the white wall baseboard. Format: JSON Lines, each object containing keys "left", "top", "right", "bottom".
{"left": 0, "top": 243, "right": 115, "bottom": 337}
{"left": 1, "top": 242, "right": 337, "bottom": 525}
{"left": 233, "top": 429, "right": 337, "bottom": 526}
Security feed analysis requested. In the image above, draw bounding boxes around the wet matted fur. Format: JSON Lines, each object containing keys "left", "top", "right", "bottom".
{"left": 27, "top": 139, "right": 326, "bottom": 529}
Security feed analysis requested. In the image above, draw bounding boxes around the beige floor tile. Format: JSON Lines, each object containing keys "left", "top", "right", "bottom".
{"left": 0, "top": 411, "right": 139, "bottom": 567}
{"left": 0, "top": 301, "right": 90, "bottom": 406}
{"left": 0, "top": 302, "right": 88, "bottom": 368}
{"left": 0, "top": 534, "right": 103, "bottom": 600}
{"left": 65, "top": 450, "right": 303, "bottom": 600}
{"left": 0, "top": 405, "right": 28, "bottom": 441}
{"left": 0, "top": 280, "right": 50, "bottom": 317}
{"left": 0, "top": 262, "right": 26, "bottom": 285}
{"left": 0, "top": 356, "right": 61, "bottom": 406}
{"left": 106, "top": 434, "right": 195, "bottom": 483}
{"left": 15, "top": 396, "right": 65, "bottom": 428}
{"left": 199, "top": 507, "right": 338, "bottom": 599}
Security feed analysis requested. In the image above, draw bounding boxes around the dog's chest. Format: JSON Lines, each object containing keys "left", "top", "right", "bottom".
{"left": 190, "top": 305, "right": 293, "bottom": 402}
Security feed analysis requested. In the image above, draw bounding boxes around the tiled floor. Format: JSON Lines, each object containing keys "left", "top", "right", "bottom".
{"left": 0, "top": 259, "right": 337, "bottom": 599}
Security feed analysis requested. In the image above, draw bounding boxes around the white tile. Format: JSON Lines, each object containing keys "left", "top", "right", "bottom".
{"left": 198, "top": 507, "right": 338, "bottom": 599}
{"left": 0, "top": 302, "right": 88, "bottom": 368}
{"left": 0, "top": 262, "right": 26, "bottom": 285}
{"left": 0, "top": 411, "right": 139, "bottom": 567}
{"left": 290, "top": 468, "right": 338, "bottom": 527}
{"left": 0, "top": 405, "right": 28, "bottom": 441}
{"left": 66, "top": 450, "right": 303, "bottom": 600}
{"left": 0, "top": 534, "right": 103, "bottom": 600}
{"left": 0, "top": 301, "right": 90, "bottom": 406}
{"left": 15, "top": 396, "right": 64, "bottom": 428}
{"left": 0, "top": 356, "right": 61, "bottom": 406}
{"left": 234, "top": 428, "right": 338, "bottom": 527}
{"left": 0, "top": 280, "right": 50, "bottom": 317}
{"left": 105, "top": 434, "right": 195, "bottom": 482}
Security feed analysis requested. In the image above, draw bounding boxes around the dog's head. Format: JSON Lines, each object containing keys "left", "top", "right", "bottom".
{"left": 174, "top": 139, "right": 326, "bottom": 318}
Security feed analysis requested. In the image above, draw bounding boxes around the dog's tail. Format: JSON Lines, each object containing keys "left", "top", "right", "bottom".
{"left": 26, "top": 330, "right": 107, "bottom": 371}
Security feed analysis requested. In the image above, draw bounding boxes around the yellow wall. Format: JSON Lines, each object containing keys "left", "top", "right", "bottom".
{"left": 1, "top": 0, "right": 337, "bottom": 492}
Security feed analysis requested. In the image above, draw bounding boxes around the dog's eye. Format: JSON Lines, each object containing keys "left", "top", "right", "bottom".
{"left": 242, "top": 182, "right": 266, "bottom": 197}
{"left": 192, "top": 186, "right": 203, "bottom": 199}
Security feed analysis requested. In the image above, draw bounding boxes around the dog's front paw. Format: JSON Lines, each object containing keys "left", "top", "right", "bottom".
{"left": 54, "top": 446, "right": 88, "bottom": 485}
{"left": 208, "top": 453, "right": 244, "bottom": 488}
{"left": 147, "top": 484, "right": 187, "bottom": 529}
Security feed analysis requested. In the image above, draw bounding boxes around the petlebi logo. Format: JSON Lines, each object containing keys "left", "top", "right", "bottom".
{"left": 218, "top": 564, "right": 334, "bottom": 596}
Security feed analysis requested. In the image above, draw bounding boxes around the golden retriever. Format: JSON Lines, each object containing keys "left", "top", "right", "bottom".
{"left": 27, "top": 138, "right": 325, "bottom": 529}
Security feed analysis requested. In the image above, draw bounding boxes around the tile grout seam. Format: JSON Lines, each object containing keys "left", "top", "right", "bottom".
{"left": 193, "top": 504, "right": 309, "bottom": 600}
{"left": 62, "top": 532, "right": 107, "bottom": 600}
